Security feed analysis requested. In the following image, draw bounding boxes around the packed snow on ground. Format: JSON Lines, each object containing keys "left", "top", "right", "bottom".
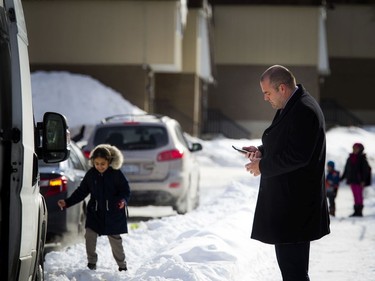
{"left": 32, "top": 71, "right": 375, "bottom": 281}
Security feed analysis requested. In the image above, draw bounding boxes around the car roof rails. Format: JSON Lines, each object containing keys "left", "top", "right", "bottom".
{"left": 101, "top": 114, "right": 167, "bottom": 124}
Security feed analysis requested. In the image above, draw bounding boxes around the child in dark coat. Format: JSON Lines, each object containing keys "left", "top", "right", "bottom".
{"left": 58, "top": 144, "right": 131, "bottom": 271}
{"left": 325, "top": 161, "right": 340, "bottom": 216}
{"left": 340, "top": 143, "right": 371, "bottom": 217}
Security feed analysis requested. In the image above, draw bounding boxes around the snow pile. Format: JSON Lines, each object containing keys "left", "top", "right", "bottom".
{"left": 31, "top": 71, "right": 145, "bottom": 137}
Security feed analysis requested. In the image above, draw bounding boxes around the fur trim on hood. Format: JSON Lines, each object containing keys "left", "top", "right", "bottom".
{"left": 89, "top": 144, "right": 124, "bottom": 170}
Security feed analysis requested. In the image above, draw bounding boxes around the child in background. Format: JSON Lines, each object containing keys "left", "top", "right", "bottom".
{"left": 326, "top": 161, "right": 340, "bottom": 216}
{"left": 340, "top": 143, "right": 371, "bottom": 217}
{"left": 58, "top": 144, "right": 130, "bottom": 271}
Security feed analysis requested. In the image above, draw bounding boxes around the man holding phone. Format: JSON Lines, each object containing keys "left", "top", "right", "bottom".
{"left": 243, "top": 65, "right": 330, "bottom": 281}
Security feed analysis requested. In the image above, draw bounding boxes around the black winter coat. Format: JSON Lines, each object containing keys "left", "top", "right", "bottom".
{"left": 65, "top": 167, "right": 131, "bottom": 235}
{"left": 251, "top": 84, "right": 330, "bottom": 244}
{"left": 341, "top": 153, "right": 370, "bottom": 185}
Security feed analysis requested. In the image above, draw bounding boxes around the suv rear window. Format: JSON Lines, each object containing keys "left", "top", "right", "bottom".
{"left": 93, "top": 125, "right": 168, "bottom": 150}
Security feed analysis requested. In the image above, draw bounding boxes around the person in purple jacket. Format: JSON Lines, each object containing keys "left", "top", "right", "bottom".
{"left": 340, "top": 142, "right": 371, "bottom": 217}
{"left": 58, "top": 144, "right": 130, "bottom": 271}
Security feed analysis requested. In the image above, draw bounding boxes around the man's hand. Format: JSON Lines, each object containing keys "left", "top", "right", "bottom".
{"left": 245, "top": 158, "right": 261, "bottom": 176}
{"left": 243, "top": 146, "right": 262, "bottom": 160}
{"left": 242, "top": 145, "right": 258, "bottom": 153}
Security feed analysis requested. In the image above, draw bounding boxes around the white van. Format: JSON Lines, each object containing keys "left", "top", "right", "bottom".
{"left": 0, "top": 0, "right": 70, "bottom": 280}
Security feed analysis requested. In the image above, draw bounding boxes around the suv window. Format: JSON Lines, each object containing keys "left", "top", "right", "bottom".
{"left": 94, "top": 125, "right": 168, "bottom": 150}
{"left": 174, "top": 125, "right": 189, "bottom": 149}
{"left": 68, "top": 146, "right": 85, "bottom": 170}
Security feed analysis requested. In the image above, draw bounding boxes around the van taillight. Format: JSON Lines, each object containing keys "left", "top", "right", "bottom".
{"left": 40, "top": 176, "right": 68, "bottom": 197}
{"left": 157, "top": 149, "right": 184, "bottom": 161}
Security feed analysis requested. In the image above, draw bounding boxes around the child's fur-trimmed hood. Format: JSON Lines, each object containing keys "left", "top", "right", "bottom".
{"left": 89, "top": 144, "right": 124, "bottom": 170}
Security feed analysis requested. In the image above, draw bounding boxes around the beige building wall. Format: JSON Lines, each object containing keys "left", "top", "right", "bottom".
{"left": 210, "top": 6, "right": 321, "bottom": 137}
{"left": 214, "top": 6, "right": 319, "bottom": 66}
{"left": 23, "top": 0, "right": 207, "bottom": 136}
{"left": 326, "top": 5, "right": 375, "bottom": 59}
{"left": 155, "top": 73, "right": 202, "bottom": 136}
{"left": 321, "top": 5, "right": 375, "bottom": 124}
{"left": 23, "top": 1, "right": 375, "bottom": 138}
{"left": 23, "top": 0, "right": 183, "bottom": 71}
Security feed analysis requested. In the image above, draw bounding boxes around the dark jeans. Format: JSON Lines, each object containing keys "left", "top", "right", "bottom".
{"left": 326, "top": 190, "right": 336, "bottom": 209}
{"left": 275, "top": 242, "right": 310, "bottom": 281}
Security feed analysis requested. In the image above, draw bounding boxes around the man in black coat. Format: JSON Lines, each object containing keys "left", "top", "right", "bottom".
{"left": 244, "top": 65, "right": 330, "bottom": 281}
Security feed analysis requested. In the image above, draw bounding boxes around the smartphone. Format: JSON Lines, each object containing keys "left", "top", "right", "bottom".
{"left": 232, "top": 145, "right": 249, "bottom": 154}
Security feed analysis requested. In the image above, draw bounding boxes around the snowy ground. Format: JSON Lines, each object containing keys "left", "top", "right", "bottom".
{"left": 32, "top": 72, "right": 375, "bottom": 281}
{"left": 42, "top": 131, "right": 375, "bottom": 281}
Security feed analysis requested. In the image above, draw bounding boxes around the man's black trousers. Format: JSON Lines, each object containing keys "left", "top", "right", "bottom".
{"left": 275, "top": 242, "right": 310, "bottom": 281}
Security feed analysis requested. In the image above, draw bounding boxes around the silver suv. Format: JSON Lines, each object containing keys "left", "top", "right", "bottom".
{"left": 83, "top": 114, "right": 202, "bottom": 214}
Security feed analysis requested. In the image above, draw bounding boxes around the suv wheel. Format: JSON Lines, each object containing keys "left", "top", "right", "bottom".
{"left": 175, "top": 187, "right": 193, "bottom": 215}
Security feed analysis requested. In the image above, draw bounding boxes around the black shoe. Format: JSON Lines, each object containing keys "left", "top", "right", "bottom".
{"left": 87, "top": 263, "right": 96, "bottom": 270}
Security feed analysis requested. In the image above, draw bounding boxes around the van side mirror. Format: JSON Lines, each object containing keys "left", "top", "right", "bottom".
{"left": 37, "top": 112, "right": 70, "bottom": 163}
